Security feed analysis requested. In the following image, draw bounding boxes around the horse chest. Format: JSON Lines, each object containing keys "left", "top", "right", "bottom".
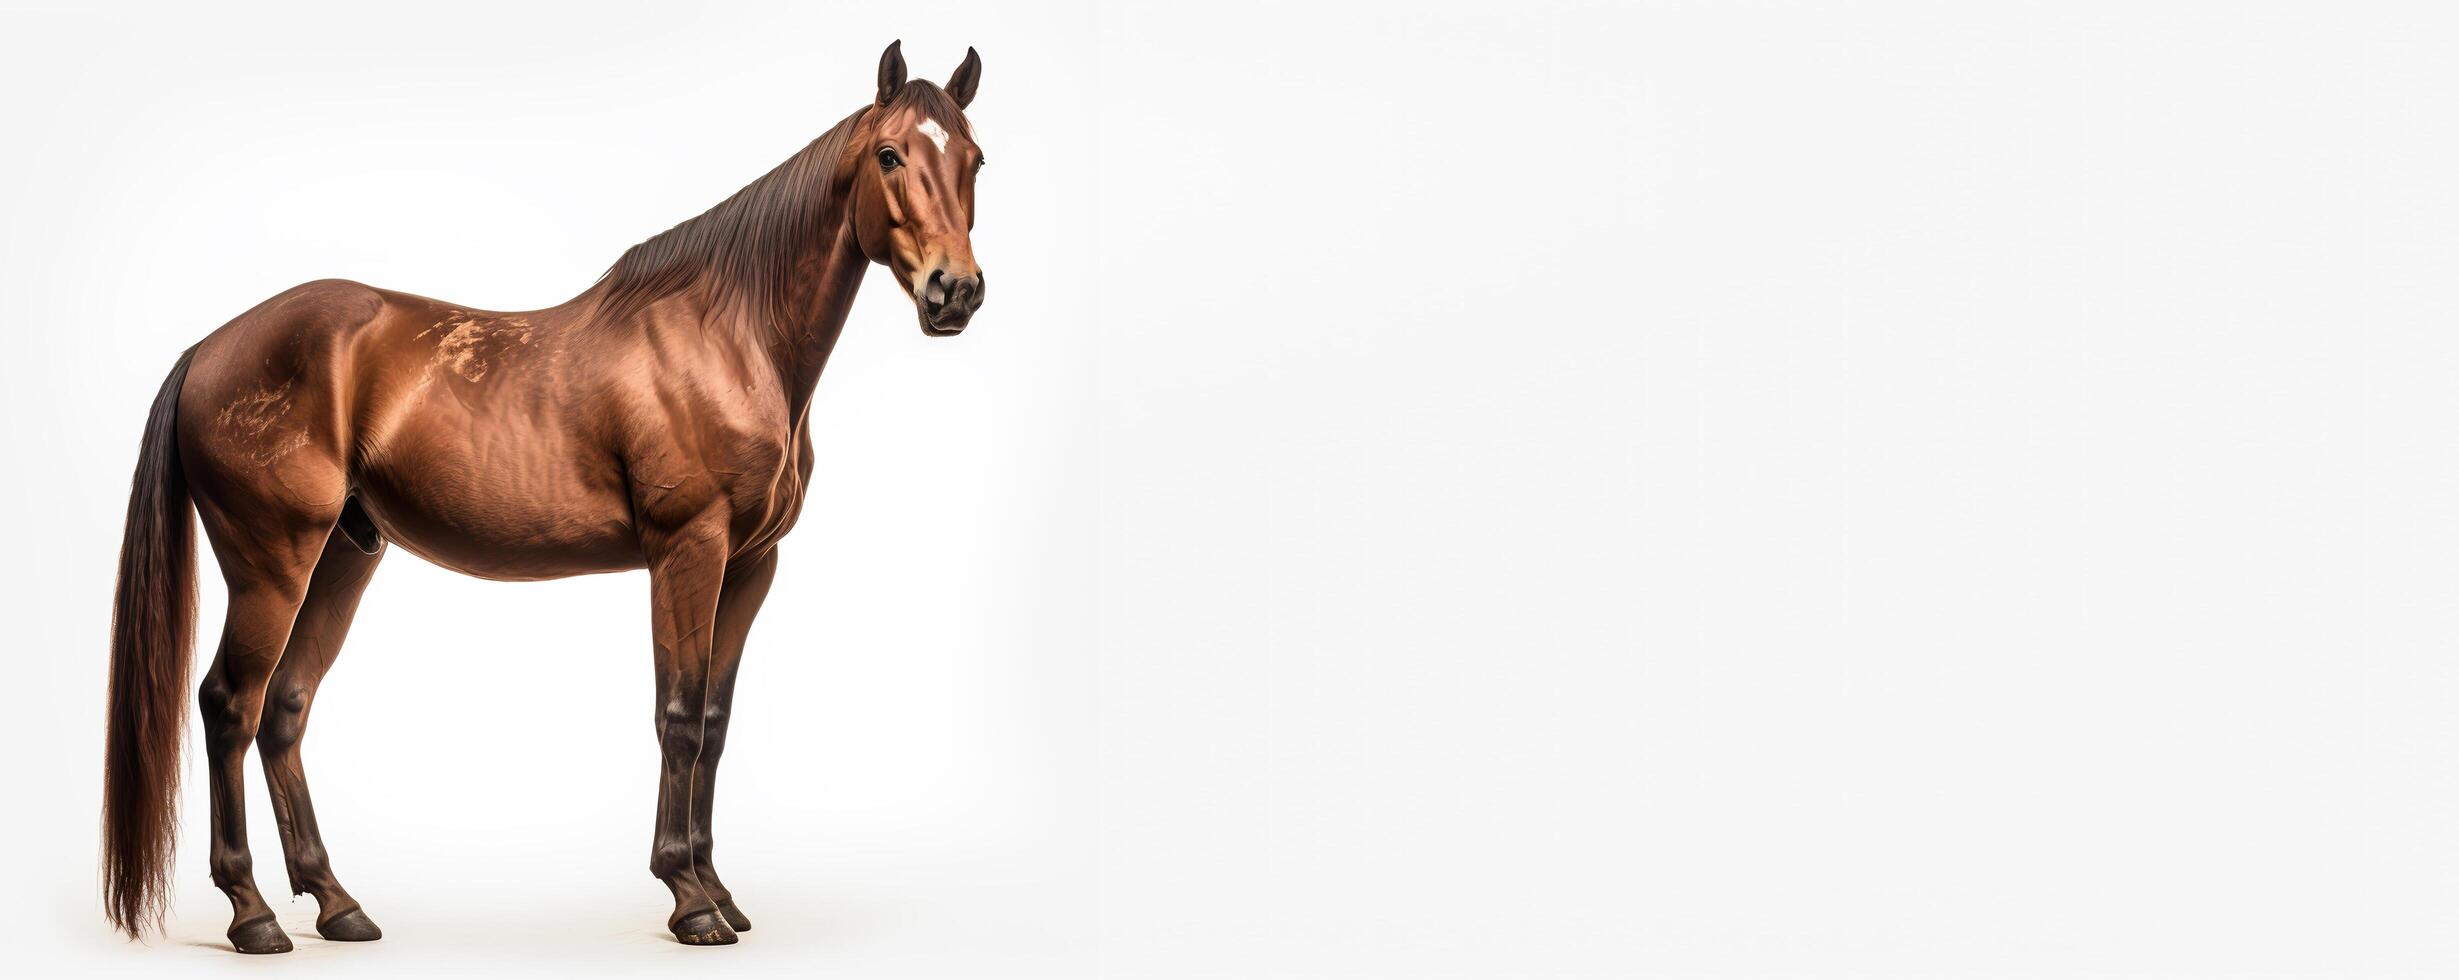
{"left": 725, "top": 434, "right": 814, "bottom": 554}
{"left": 627, "top": 419, "right": 805, "bottom": 544}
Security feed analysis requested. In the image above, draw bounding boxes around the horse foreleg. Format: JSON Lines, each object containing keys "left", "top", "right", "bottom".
{"left": 256, "top": 522, "right": 386, "bottom": 941}
{"left": 691, "top": 546, "right": 779, "bottom": 932}
{"left": 644, "top": 525, "right": 736, "bottom": 945}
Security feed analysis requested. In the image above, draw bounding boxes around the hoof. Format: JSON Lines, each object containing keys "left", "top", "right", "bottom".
{"left": 717, "top": 899, "right": 753, "bottom": 932}
{"left": 671, "top": 909, "right": 739, "bottom": 946}
{"left": 229, "top": 917, "right": 294, "bottom": 954}
{"left": 318, "top": 907, "right": 384, "bottom": 942}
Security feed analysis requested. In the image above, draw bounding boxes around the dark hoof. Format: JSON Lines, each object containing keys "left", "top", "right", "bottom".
{"left": 671, "top": 909, "right": 739, "bottom": 946}
{"left": 717, "top": 899, "right": 752, "bottom": 932}
{"left": 229, "top": 917, "right": 294, "bottom": 954}
{"left": 318, "top": 907, "right": 384, "bottom": 942}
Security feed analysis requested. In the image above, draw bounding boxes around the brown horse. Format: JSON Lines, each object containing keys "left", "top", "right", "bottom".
{"left": 100, "top": 41, "right": 988, "bottom": 953}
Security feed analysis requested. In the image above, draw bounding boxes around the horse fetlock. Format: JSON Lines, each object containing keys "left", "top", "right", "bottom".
{"left": 649, "top": 842, "right": 698, "bottom": 880}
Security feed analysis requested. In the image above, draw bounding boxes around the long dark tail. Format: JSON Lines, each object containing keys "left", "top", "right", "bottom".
{"left": 103, "top": 346, "right": 199, "bottom": 939}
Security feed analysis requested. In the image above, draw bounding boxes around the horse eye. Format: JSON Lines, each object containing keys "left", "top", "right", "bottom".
{"left": 877, "top": 147, "right": 902, "bottom": 171}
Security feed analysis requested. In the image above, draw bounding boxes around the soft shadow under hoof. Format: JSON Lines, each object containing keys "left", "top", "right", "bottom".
{"left": 716, "top": 900, "right": 753, "bottom": 932}
{"left": 318, "top": 908, "right": 384, "bottom": 942}
{"left": 228, "top": 917, "right": 294, "bottom": 954}
{"left": 671, "top": 909, "right": 739, "bottom": 946}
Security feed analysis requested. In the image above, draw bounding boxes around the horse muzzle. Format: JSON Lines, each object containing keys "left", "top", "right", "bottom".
{"left": 919, "top": 269, "right": 984, "bottom": 336}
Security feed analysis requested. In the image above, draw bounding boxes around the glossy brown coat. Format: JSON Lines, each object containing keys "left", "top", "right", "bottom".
{"left": 100, "top": 42, "right": 989, "bottom": 953}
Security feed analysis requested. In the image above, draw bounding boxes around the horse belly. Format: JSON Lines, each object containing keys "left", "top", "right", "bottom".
{"left": 350, "top": 431, "right": 643, "bottom": 581}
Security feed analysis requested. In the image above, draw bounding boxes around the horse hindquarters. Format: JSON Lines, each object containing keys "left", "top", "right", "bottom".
{"left": 177, "top": 282, "right": 381, "bottom": 952}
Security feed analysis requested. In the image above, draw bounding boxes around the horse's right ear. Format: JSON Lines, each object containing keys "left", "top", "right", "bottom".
{"left": 876, "top": 40, "right": 907, "bottom": 106}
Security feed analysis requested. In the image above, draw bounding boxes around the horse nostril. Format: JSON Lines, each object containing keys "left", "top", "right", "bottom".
{"left": 923, "top": 269, "right": 949, "bottom": 309}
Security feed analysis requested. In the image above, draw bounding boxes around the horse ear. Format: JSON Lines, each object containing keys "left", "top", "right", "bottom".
{"left": 876, "top": 39, "right": 907, "bottom": 106}
{"left": 945, "top": 47, "right": 982, "bottom": 108}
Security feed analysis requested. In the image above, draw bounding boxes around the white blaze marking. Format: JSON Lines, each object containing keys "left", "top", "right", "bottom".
{"left": 918, "top": 117, "right": 951, "bottom": 153}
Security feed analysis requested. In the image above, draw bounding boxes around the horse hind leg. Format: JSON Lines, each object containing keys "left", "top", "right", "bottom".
{"left": 256, "top": 518, "right": 386, "bottom": 941}
{"left": 194, "top": 517, "right": 331, "bottom": 954}
{"left": 175, "top": 277, "right": 384, "bottom": 952}
{"left": 188, "top": 456, "right": 350, "bottom": 952}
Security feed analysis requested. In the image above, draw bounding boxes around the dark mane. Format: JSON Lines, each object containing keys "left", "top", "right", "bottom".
{"left": 586, "top": 107, "right": 866, "bottom": 329}
{"left": 587, "top": 82, "right": 974, "bottom": 331}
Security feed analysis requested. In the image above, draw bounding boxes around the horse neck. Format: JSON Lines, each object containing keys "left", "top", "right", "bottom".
{"left": 573, "top": 122, "right": 875, "bottom": 421}
{"left": 769, "top": 213, "right": 871, "bottom": 421}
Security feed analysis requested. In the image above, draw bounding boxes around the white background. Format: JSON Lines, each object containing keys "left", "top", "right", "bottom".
{"left": 6, "top": 1, "right": 2458, "bottom": 977}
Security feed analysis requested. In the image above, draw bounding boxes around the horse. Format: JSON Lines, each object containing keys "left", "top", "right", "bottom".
{"left": 99, "top": 40, "right": 988, "bottom": 953}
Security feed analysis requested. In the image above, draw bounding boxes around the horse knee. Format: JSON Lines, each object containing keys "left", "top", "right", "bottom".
{"left": 658, "top": 701, "right": 705, "bottom": 759}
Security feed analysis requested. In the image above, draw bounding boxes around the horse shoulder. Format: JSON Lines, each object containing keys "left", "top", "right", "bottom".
{"left": 611, "top": 369, "right": 797, "bottom": 535}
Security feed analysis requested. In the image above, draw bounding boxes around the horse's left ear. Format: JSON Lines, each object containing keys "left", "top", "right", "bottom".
{"left": 876, "top": 39, "right": 907, "bottom": 106}
{"left": 945, "top": 47, "right": 982, "bottom": 109}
